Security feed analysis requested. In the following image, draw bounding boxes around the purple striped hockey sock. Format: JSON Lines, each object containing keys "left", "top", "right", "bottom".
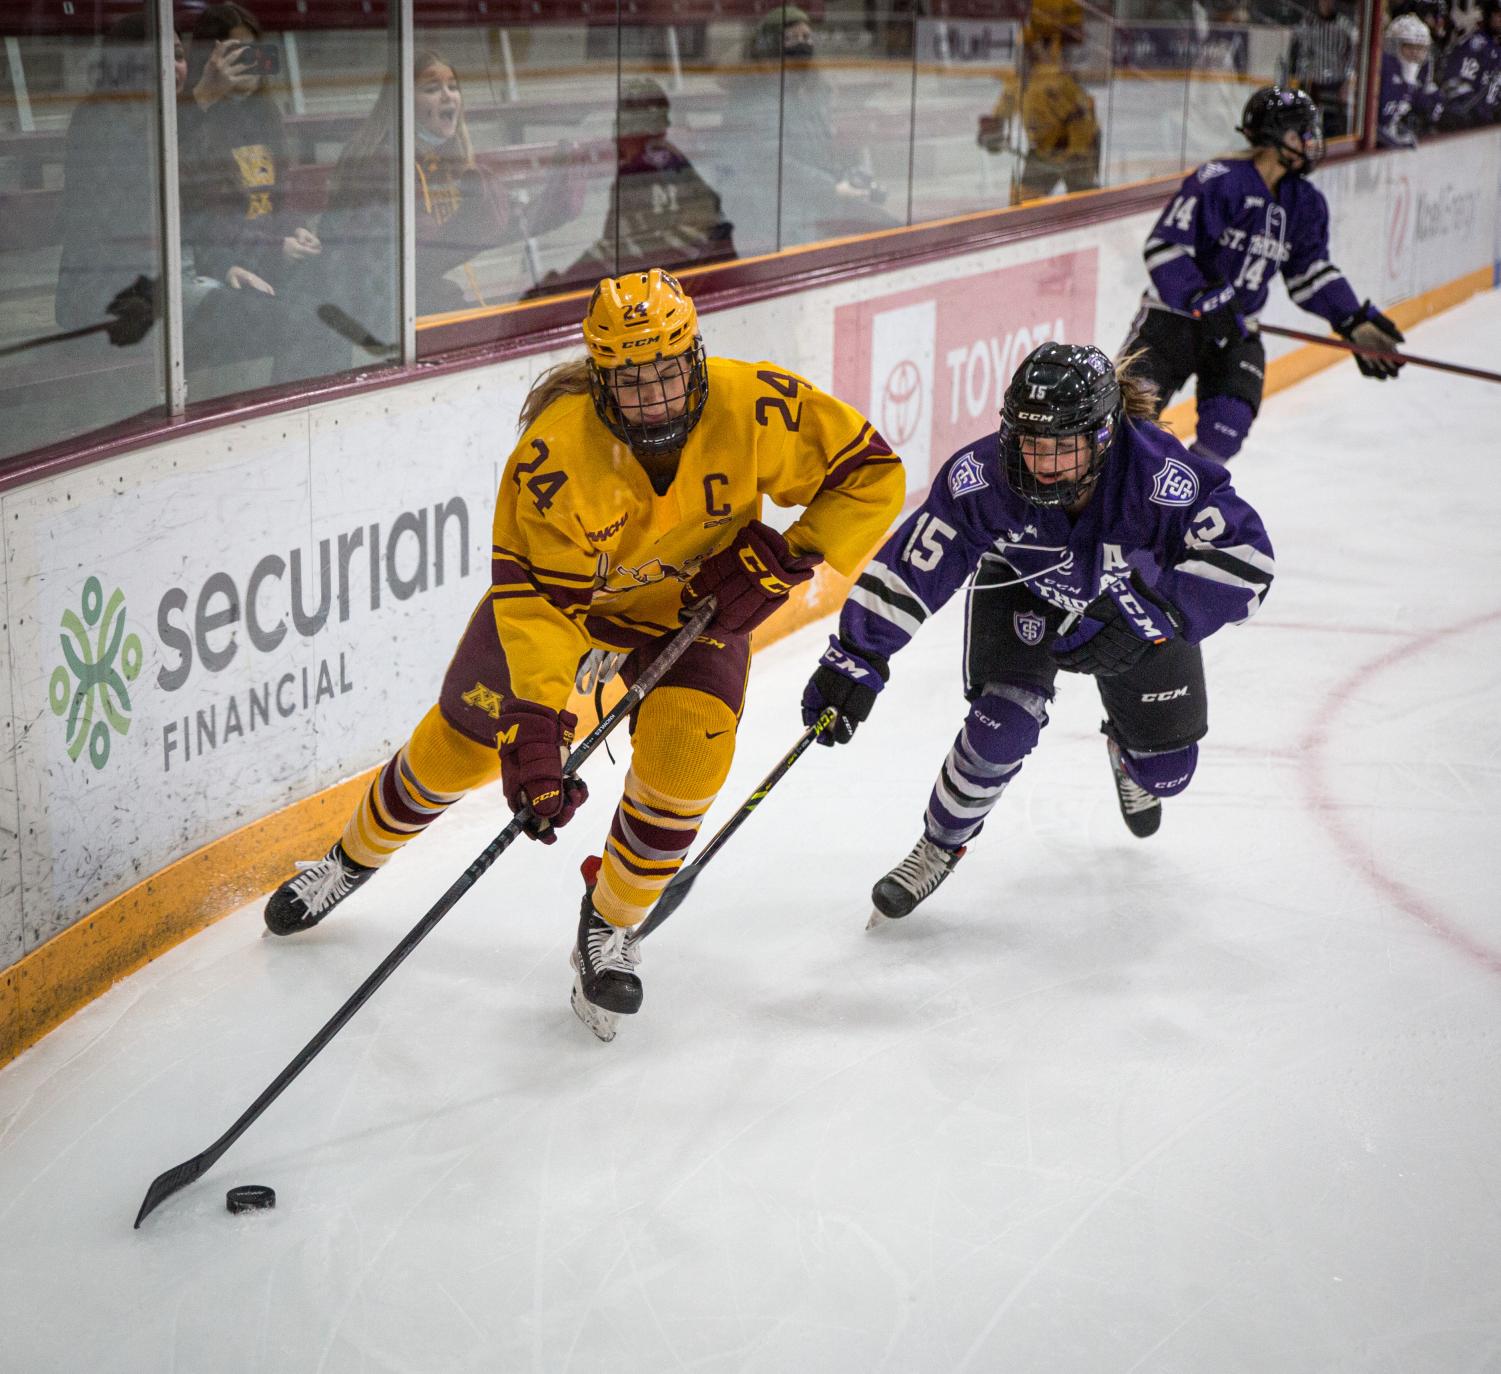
{"left": 923, "top": 686, "right": 1049, "bottom": 849}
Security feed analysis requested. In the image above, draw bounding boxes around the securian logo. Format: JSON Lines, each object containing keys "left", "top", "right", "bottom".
{"left": 50, "top": 575, "right": 143, "bottom": 770}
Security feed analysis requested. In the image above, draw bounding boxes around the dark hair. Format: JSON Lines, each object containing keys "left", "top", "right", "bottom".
{"left": 185, "top": 3, "right": 263, "bottom": 92}
{"left": 90, "top": 13, "right": 151, "bottom": 94}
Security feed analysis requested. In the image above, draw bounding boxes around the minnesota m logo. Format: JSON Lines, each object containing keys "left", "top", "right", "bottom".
{"left": 462, "top": 682, "right": 503, "bottom": 720}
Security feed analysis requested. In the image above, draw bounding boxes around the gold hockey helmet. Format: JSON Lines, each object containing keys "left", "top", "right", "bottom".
{"left": 1023, "top": 0, "right": 1084, "bottom": 46}
{"left": 583, "top": 270, "right": 709, "bottom": 457}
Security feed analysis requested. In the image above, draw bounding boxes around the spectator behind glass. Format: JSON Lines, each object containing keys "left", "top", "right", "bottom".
{"left": 55, "top": 15, "right": 186, "bottom": 334}
{"left": 977, "top": 0, "right": 1100, "bottom": 205}
{"left": 178, "top": 2, "right": 324, "bottom": 383}
{"left": 1283, "top": 0, "right": 1358, "bottom": 138}
{"left": 532, "top": 78, "right": 736, "bottom": 295}
{"left": 1378, "top": 13, "right": 1440, "bottom": 146}
{"left": 1433, "top": 0, "right": 1501, "bottom": 128}
{"left": 311, "top": 48, "right": 586, "bottom": 360}
{"left": 744, "top": 4, "right": 895, "bottom": 247}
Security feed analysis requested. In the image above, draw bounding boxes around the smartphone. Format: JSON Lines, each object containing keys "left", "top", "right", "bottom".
{"left": 234, "top": 41, "right": 280, "bottom": 77}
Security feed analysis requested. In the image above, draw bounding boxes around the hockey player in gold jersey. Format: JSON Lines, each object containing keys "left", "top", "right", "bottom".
{"left": 264, "top": 268, "right": 904, "bottom": 1033}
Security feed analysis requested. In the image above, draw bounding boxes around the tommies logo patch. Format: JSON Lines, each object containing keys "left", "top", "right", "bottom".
{"left": 1013, "top": 610, "right": 1047, "bottom": 646}
{"left": 948, "top": 451, "right": 989, "bottom": 498}
{"left": 1150, "top": 456, "right": 1199, "bottom": 507}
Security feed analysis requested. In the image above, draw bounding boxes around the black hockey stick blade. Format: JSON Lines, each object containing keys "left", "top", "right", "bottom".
{"left": 135, "top": 1154, "right": 217, "bottom": 1228}
{"left": 134, "top": 599, "right": 716, "bottom": 1227}
{"left": 631, "top": 706, "right": 837, "bottom": 945}
{"left": 317, "top": 303, "right": 395, "bottom": 355}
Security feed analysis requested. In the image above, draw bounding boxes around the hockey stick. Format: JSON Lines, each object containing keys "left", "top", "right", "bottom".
{"left": 627, "top": 705, "right": 839, "bottom": 948}
{"left": 133, "top": 597, "right": 718, "bottom": 1228}
{"left": 0, "top": 320, "right": 114, "bottom": 359}
{"left": 1258, "top": 322, "right": 1501, "bottom": 384}
{"left": 316, "top": 303, "right": 396, "bottom": 356}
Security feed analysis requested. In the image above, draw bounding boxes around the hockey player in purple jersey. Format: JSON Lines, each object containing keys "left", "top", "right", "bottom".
{"left": 800, "top": 343, "right": 1274, "bottom": 921}
{"left": 1378, "top": 15, "right": 1441, "bottom": 146}
{"left": 1122, "top": 85, "right": 1404, "bottom": 465}
{"left": 1431, "top": 1, "right": 1500, "bottom": 132}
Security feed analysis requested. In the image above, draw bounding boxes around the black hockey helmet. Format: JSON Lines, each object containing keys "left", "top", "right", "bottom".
{"left": 1237, "top": 85, "right": 1325, "bottom": 174}
{"left": 999, "top": 343, "right": 1121, "bottom": 509}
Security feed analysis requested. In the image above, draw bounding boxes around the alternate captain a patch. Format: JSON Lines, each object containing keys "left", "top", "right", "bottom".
{"left": 1149, "top": 456, "right": 1199, "bottom": 507}
{"left": 1013, "top": 610, "right": 1046, "bottom": 646}
{"left": 948, "top": 451, "right": 989, "bottom": 498}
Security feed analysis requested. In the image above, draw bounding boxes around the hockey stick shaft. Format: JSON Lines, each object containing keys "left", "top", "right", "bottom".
{"left": 134, "top": 598, "right": 718, "bottom": 1227}
{"left": 629, "top": 706, "right": 838, "bottom": 946}
{"left": 0, "top": 320, "right": 112, "bottom": 359}
{"left": 1258, "top": 323, "right": 1501, "bottom": 384}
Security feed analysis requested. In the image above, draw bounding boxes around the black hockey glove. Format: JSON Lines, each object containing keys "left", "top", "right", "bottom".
{"left": 801, "top": 634, "right": 889, "bottom": 745}
{"left": 1188, "top": 282, "right": 1246, "bottom": 352}
{"left": 1335, "top": 300, "right": 1405, "bottom": 380}
{"left": 104, "top": 275, "right": 158, "bottom": 347}
{"left": 1051, "top": 574, "right": 1184, "bottom": 677}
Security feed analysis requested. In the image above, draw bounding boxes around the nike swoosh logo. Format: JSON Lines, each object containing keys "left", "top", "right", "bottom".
{"left": 705, "top": 729, "right": 729, "bottom": 740}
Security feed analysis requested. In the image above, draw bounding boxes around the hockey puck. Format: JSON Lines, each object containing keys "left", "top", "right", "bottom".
{"left": 225, "top": 1184, "right": 276, "bottom": 1215}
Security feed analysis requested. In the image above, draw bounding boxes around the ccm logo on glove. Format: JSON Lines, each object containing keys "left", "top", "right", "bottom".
{"left": 497, "top": 700, "right": 588, "bottom": 843}
{"left": 685, "top": 519, "right": 821, "bottom": 634}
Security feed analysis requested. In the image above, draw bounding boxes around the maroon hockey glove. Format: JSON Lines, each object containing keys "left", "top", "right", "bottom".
{"left": 684, "top": 519, "right": 821, "bottom": 634}
{"left": 497, "top": 700, "right": 588, "bottom": 844}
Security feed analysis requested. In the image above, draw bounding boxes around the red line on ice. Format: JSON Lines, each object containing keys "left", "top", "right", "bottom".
{"left": 1299, "top": 607, "right": 1501, "bottom": 977}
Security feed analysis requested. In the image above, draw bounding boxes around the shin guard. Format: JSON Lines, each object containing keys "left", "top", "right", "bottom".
{"left": 924, "top": 686, "right": 1049, "bottom": 849}
{"left": 341, "top": 704, "right": 498, "bottom": 868}
{"left": 592, "top": 687, "right": 736, "bottom": 928}
{"left": 1119, "top": 741, "right": 1198, "bottom": 798}
{"left": 1191, "top": 394, "right": 1254, "bottom": 463}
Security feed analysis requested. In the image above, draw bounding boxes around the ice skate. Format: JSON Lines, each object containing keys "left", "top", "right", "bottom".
{"left": 570, "top": 857, "right": 643, "bottom": 1042}
{"left": 263, "top": 842, "right": 376, "bottom": 936}
{"left": 869, "top": 835, "right": 965, "bottom": 926}
{"left": 1106, "top": 736, "right": 1161, "bottom": 838}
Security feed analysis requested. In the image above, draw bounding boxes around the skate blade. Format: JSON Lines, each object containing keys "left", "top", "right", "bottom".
{"left": 867, "top": 907, "right": 893, "bottom": 930}
{"left": 570, "top": 974, "right": 619, "bottom": 1043}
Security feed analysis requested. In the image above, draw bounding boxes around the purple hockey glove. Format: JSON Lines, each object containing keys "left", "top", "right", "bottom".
{"left": 1051, "top": 574, "right": 1183, "bottom": 677}
{"left": 1188, "top": 282, "right": 1246, "bottom": 351}
{"left": 801, "top": 634, "right": 889, "bottom": 745}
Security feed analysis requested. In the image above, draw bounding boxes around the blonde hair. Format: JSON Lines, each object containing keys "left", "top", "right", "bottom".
{"left": 1115, "top": 350, "right": 1161, "bottom": 421}
{"left": 518, "top": 358, "right": 592, "bottom": 433}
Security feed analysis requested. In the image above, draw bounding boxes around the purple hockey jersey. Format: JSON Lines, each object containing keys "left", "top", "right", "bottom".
{"left": 839, "top": 421, "right": 1274, "bottom": 666}
{"left": 1434, "top": 31, "right": 1501, "bottom": 128}
{"left": 1378, "top": 51, "right": 1441, "bottom": 146}
{"left": 1142, "top": 156, "right": 1360, "bottom": 325}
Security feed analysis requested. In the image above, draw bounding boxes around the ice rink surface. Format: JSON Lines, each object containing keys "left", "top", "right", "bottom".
{"left": 4, "top": 293, "right": 1500, "bottom": 1374}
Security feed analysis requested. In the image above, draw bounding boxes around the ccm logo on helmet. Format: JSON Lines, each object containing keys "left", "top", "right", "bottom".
{"left": 1016, "top": 410, "right": 1054, "bottom": 422}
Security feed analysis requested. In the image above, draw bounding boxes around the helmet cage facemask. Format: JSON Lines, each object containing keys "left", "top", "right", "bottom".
{"left": 1000, "top": 411, "right": 1117, "bottom": 509}
{"left": 1272, "top": 121, "right": 1324, "bottom": 175}
{"left": 588, "top": 338, "right": 709, "bottom": 459}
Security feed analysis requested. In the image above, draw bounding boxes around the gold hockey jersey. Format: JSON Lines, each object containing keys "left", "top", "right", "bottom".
{"left": 490, "top": 356, "right": 904, "bottom": 708}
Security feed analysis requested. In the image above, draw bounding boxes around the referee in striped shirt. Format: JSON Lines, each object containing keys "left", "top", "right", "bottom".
{"left": 1285, "top": 0, "right": 1359, "bottom": 136}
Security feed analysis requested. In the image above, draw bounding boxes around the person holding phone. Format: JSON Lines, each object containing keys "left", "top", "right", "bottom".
{"left": 178, "top": 2, "right": 322, "bottom": 381}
